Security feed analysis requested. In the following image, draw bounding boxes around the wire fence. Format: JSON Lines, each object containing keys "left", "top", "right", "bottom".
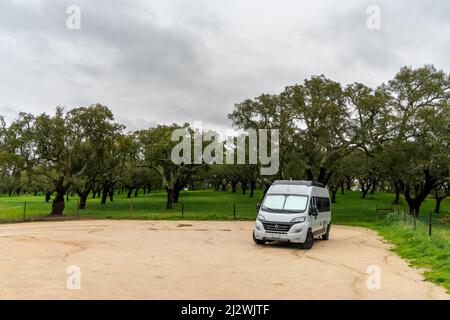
{"left": 1, "top": 199, "right": 449, "bottom": 232}
{"left": 0, "top": 198, "right": 256, "bottom": 223}
{"left": 376, "top": 205, "right": 449, "bottom": 237}
{"left": 0, "top": 200, "right": 79, "bottom": 223}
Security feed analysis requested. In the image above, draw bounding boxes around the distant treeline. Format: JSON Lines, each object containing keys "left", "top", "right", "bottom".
{"left": 0, "top": 65, "right": 449, "bottom": 216}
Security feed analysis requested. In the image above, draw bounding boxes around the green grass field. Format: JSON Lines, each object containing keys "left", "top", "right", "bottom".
{"left": 0, "top": 189, "right": 449, "bottom": 292}
{"left": 1, "top": 188, "right": 448, "bottom": 224}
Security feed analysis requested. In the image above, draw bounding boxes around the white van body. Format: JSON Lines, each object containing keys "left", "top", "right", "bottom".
{"left": 253, "top": 180, "right": 331, "bottom": 248}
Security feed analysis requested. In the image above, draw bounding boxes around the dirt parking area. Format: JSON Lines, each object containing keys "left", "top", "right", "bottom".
{"left": 0, "top": 220, "right": 448, "bottom": 299}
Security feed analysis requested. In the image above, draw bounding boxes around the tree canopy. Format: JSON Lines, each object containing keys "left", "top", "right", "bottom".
{"left": 0, "top": 65, "right": 449, "bottom": 216}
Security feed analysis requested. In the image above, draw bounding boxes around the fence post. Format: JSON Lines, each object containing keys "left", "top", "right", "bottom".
{"left": 233, "top": 202, "right": 236, "bottom": 220}
{"left": 413, "top": 209, "right": 416, "bottom": 231}
{"left": 428, "top": 210, "right": 432, "bottom": 237}
{"left": 23, "top": 201, "right": 27, "bottom": 221}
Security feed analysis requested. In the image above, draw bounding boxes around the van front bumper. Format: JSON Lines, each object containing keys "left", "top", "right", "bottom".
{"left": 253, "top": 220, "right": 308, "bottom": 243}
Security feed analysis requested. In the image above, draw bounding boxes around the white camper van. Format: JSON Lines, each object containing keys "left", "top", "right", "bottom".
{"left": 253, "top": 180, "right": 331, "bottom": 249}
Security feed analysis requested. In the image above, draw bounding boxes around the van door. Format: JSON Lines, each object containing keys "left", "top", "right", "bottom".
{"left": 310, "top": 197, "right": 321, "bottom": 233}
{"left": 322, "top": 197, "right": 331, "bottom": 232}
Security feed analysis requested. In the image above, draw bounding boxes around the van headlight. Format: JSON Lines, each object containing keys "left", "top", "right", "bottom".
{"left": 291, "top": 216, "right": 306, "bottom": 224}
{"left": 257, "top": 214, "right": 266, "bottom": 221}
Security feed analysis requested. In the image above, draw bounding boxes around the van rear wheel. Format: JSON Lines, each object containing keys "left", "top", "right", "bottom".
{"left": 253, "top": 231, "right": 265, "bottom": 245}
{"left": 301, "top": 229, "right": 314, "bottom": 249}
{"left": 322, "top": 223, "right": 331, "bottom": 240}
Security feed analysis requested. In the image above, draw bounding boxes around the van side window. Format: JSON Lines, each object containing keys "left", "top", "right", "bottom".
{"left": 311, "top": 197, "right": 317, "bottom": 207}
{"left": 322, "top": 198, "right": 330, "bottom": 211}
{"left": 316, "top": 197, "right": 323, "bottom": 212}
{"left": 314, "top": 197, "right": 330, "bottom": 212}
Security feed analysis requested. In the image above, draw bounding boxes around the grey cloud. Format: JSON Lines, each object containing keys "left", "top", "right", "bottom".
{"left": 0, "top": 0, "right": 449, "bottom": 131}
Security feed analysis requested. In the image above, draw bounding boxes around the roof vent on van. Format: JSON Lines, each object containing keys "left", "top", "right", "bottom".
{"left": 272, "top": 180, "right": 325, "bottom": 188}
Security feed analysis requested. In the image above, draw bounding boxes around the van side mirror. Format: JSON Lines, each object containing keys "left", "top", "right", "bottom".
{"left": 309, "top": 206, "right": 319, "bottom": 216}
{"left": 256, "top": 203, "right": 261, "bottom": 213}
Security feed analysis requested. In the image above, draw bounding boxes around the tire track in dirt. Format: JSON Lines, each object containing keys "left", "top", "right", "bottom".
{"left": 11, "top": 236, "right": 88, "bottom": 262}
{"left": 291, "top": 249, "right": 366, "bottom": 299}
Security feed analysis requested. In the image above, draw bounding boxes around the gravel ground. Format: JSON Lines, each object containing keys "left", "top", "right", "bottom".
{"left": 0, "top": 220, "right": 448, "bottom": 299}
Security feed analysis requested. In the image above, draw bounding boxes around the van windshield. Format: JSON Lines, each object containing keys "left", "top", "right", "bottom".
{"left": 261, "top": 194, "right": 309, "bottom": 213}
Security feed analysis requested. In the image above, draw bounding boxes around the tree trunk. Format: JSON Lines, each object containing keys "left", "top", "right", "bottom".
{"left": 127, "top": 188, "right": 133, "bottom": 198}
{"left": 109, "top": 188, "right": 114, "bottom": 202}
{"left": 166, "top": 187, "right": 175, "bottom": 209}
{"left": 340, "top": 181, "right": 345, "bottom": 195}
{"left": 101, "top": 179, "right": 111, "bottom": 205}
{"left": 305, "top": 168, "right": 314, "bottom": 181}
{"left": 402, "top": 169, "right": 438, "bottom": 216}
{"left": 361, "top": 181, "right": 370, "bottom": 199}
{"left": 231, "top": 181, "right": 237, "bottom": 193}
{"left": 393, "top": 180, "right": 400, "bottom": 204}
{"left": 249, "top": 180, "right": 255, "bottom": 198}
{"left": 101, "top": 189, "right": 108, "bottom": 205}
{"left": 34, "top": 189, "right": 38, "bottom": 196}
{"left": 263, "top": 182, "right": 271, "bottom": 198}
{"left": 318, "top": 167, "right": 331, "bottom": 185}
{"left": 435, "top": 197, "right": 443, "bottom": 214}
{"left": 405, "top": 198, "right": 421, "bottom": 216}
{"left": 370, "top": 181, "right": 377, "bottom": 195}
{"left": 134, "top": 188, "right": 139, "bottom": 198}
{"left": 403, "top": 188, "right": 424, "bottom": 215}
{"left": 45, "top": 192, "right": 51, "bottom": 202}
{"left": 346, "top": 177, "right": 353, "bottom": 191}
{"left": 78, "top": 193, "right": 88, "bottom": 209}
{"left": 331, "top": 188, "right": 337, "bottom": 203}
{"left": 51, "top": 191, "right": 65, "bottom": 216}
{"left": 434, "top": 189, "right": 448, "bottom": 214}
{"left": 174, "top": 188, "right": 181, "bottom": 203}
{"left": 362, "top": 189, "right": 369, "bottom": 199}
{"left": 241, "top": 181, "right": 247, "bottom": 195}
{"left": 92, "top": 190, "right": 97, "bottom": 199}
{"left": 434, "top": 188, "right": 449, "bottom": 214}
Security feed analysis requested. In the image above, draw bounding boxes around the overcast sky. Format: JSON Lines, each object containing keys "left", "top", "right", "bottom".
{"left": 1, "top": 0, "right": 449, "bottom": 132}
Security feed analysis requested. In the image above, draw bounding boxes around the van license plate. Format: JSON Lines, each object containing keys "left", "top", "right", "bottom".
{"left": 268, "top": 234, "right": 283, "bottom": 240}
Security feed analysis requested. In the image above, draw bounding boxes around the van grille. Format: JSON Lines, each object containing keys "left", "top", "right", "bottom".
{"left": 262, "top": 222, "right": 293, "bottom": 233}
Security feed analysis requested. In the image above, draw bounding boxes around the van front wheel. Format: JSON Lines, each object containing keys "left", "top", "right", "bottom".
{"left": 253, "top": 231, "right": 265, "bottom": 245}
{"left": 301, "top": 229, "right": 314, "bottom": 249}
